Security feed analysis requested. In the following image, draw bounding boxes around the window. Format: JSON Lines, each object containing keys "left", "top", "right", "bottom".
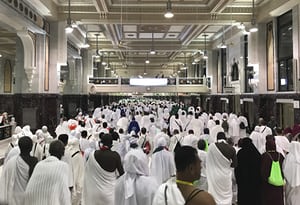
{"left": 277, "top": 10, "right": 293, "bottom": 91}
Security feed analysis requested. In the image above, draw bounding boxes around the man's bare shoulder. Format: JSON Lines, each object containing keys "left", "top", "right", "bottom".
{"left": 191, "top": 190, "right": 216, "bottom": 205}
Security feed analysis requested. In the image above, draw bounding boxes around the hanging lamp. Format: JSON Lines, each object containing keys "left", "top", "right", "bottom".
{"left": 164, "top": 0, "right": 174, "bottom": 19}
{"left": 65, "top": 0, "right": 73, "bottom": 34}
{"left": 150, "top": 33, "right": 156, "bottom": 55}
{"left": 249, "top": 0, "right": 258, "bottom": 32}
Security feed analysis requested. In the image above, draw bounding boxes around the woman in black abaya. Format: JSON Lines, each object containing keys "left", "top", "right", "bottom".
{"left": 235, "top": 137, "right": 262, "bottom": 205}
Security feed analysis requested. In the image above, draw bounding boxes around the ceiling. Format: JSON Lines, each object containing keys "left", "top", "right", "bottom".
{"left": 0, "top": 0, "right": 272, "bottom": 76}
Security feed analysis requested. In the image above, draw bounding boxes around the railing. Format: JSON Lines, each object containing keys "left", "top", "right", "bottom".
{"left": 89, "top": 77, "right": 211, "bottom": 87}
{"left": 88, "top": 76, "right": 211, "bottom": 93}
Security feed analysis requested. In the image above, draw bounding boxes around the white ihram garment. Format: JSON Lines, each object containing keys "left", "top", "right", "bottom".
{"left": 207, "top": 143, "right": 232, "bottom": 205}
{"left": 24, "top": 156, "right": 71, "bottom": 205}
{"left": 283, "top": 141, "right": 300, "bottom": 205}
{"left": 152, "top": 177, "right": 185, "bottom": 205}
{"left": 82, "top": 152, "right": 118, "bottom": 205}
{"left": 0, "top": 156, "right": 30, "bottom": 205}
{"left": 115, "top": 149, "right": 158, "bottom": 205}
{"left": 249, "top": 126, "right": 265, "bottom": 154}
{"left": 150, "top": 138, "right": 175, "bottom": 185}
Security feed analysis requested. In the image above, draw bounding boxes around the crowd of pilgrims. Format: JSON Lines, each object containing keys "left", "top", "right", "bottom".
{"left": 0, "top": 98, "right": 300, "bottom": 205}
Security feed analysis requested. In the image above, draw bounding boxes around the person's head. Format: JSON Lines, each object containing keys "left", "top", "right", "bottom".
{"left": 141, "top": 127, "right": 147, "bottom": 135}
{"left": 240, "top": 137, "right": 253, "bottom": 148}
{"left": 266, "top": 135, "right": 276, "bottom": 151}
{"left": 259, "top": 118, "right": 265, "bottom": 126}
{"left": 217, "top": 132, "right": 226, "bottom": 140}
{"left": 111, "top": 131, "right": 120, "bottom": 141}
{"left": 227, "top": 137, "right": 234, "bottom": 146}
{"left": 102, "top": 122, "right": 108, "bottom": 129}
{"left": 119, "top": 128, "right": 124, "bottom": 134}
{"left": 81, "top": 130, "right": 88, "bottom": 139}
{"left": 150, "top": 117, "right": 155, "bottom": 123}
{"left": 129, "top": 136, "right": 139, "bottom": 148}
{"left": 18, "top": 136, "right": 33, "bottom": 155}
{"left": 173, "top": 129, "right": 179, "bottom": 135}
{"left": 203, "top": 128, "right": 209, "bottom": 135}
{"left": 42, "top": 126, "right": 48, "bottom": 133}
{"left": 275, "top": 127, "right": 283, "bottom": 135}
{"left": 124, "top": 149, "right": 149, "bottom": 176}
{"left": 188, "top": 129, "right": 194, "bottom": 135}
{"left": 101, "top": 133, "right": 113, "bottom": 148}
{"left": 175, "top": 146, "right": 201, "bottom": 182}
{"left": 215, "top": 120, "right": 220, "bottom": 125}
{"left": 197, "top": 139, "right": 206, "bottom": 151}
{"left": 49, "top": 140, "right": 65, "bottom": 160}
{"left": 58, "top": 134, "right": 68, "bottom": 146}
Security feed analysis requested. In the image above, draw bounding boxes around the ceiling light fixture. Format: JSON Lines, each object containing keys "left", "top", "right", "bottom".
{"left": 164, "top": 0, "right": 174, "bottom": 19}
{"left": 249, "top": 0, "right": 258, "bottom": 32}
{"left": 0, "top": 54, "right": 2, "bottom": 58}
{"left": 203, "top": 34, "right": 208, "bottom": 59}
{"left": 65, "top": 0, "right": 73, "bottom": 34}
{"left": 145, "top": 53, "right": 150, "bottom": 64}
{"left": 150, "top": 32, "right": 156, "bottom": 55}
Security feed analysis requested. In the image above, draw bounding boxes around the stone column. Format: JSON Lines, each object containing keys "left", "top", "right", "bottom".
{"left": 17, "top": 28, "right": 36, "bottom": 92}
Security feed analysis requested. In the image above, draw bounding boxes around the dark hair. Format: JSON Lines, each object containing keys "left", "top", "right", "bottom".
{"left": 197, "top": 139, "right": 206, "bottom": 150}
{"left": 217, "top": 132, "right": 226, "bottom": 140}
{"left": 141, "top": 127, "right": 147, "bottom": 134}
{"left": 58, "top": 134, "right": 68, "bottom": 146}
{"left": 173, "top": 129, "right": 179, "bottom": 135}
{"left": 175, "top": 146, "right": 198, "bottom": 172}
{"left": 119, "top": 128, "right": 124, "bottom": 134}
{"left": 111, "top": 131, "right": 120, "bottom": 141}
{"left": 81, "top": 130, "right": 88, "bottom": 138}
{"left": 227, "top": 137, "right": 234, "bottom": 146}
{"left": 18, "top": 136, "right": 33, "bottom": 154}
{"left": 79, "top": 120, "right": 85, "bottom": 127}
{"left": 101, "top": 133, "right": 113, "bottom": 147}
{"left": 188, "top": 129, "right": 194, "bottom": 134}
{"left": 203, "top": 128, "right": 209, "bottom": 134}
{"left": 49, "top": 140, "right": 65, "bottom": 160}
{"left": 215, "top": 120, "right": 220, "bottom": 125}
{"left": 102, "top": 122, "right": 108, "bottom": 128}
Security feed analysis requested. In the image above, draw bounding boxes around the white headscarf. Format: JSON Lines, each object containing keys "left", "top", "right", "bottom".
{"left": 283, "top": 141, "right": 300, "bottom": 187}
{"left": 123, "top": 149, "right": 149, "bottom": 199}
{"left": 22, "top": 125, "right": 32, "bottom": 137}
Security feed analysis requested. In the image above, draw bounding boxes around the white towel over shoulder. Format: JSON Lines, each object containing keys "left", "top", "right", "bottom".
{"left": 206, "top": 143, "right": 232, "bottom": 205}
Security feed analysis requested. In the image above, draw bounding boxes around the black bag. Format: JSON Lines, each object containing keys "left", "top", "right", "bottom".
{"left": 174, "top": 136, "right": 182, "bottom": 153}
{"left": 239, "top": 122, "right": 246, "bottom": 129}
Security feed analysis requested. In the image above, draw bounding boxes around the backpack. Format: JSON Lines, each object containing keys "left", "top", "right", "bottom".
{"left": 239, "top": 122, "right": 246, "bottom": 129}
{"left": 267, "top": 152, "right": 285, "bottom": 186}
{"left": 204, "top": 140, "right": 209, "bottom": 152}
{"left": 141, "top": 136, "right": 151, "bottom": 155}
{"left": 173, "top": 136, "right": 183, "bottom": 153}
